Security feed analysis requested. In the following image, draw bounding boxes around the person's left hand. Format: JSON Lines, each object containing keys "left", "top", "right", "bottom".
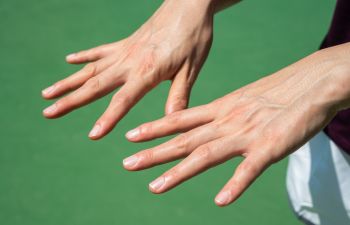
{"left": 122, "top": 43, "right": 350, "bottom": 206}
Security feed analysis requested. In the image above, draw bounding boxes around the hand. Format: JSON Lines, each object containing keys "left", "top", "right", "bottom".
{"left": 122, "top": 43, "right": 350, "bottom": 206}
{"left": 42, "top": 0, "right": 214, "bottom": 139}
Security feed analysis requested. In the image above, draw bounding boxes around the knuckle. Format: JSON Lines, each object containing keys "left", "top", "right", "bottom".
{"left": 83, "top": 63, "right": 97, "bottom": 77}
{"left": 164, "top": 168, "right": 179, "bottom": 180}
{"left": 139, "top": 123, "right": 152, "bottom": 136}
{"left": 167, "top": 113, "right": 181, "bottom": 125}
{"left": 112, "top": 94, "right": 131, "bottom": 106}
{"left": 175, "top": 134, "right": 189, "bottom": 154}
{"left": 137, "top": 74, "right": 158, "bottom": 90}
{"left": 56, "top": 97, "right": 70, "bottom": 109}
{"left": 239, "top": 161, "right": 260, "bottom": 176}
{"left": 74, "top": 50, "right": 85, "bottom": 57}
{"left": 54, "top": 80, "right": 65, "bottom": 90}
{"left": 261, "top": 150, "right": 275, "bottom": 164}
{"left": 194, "top": 145, "right": 212, "bottom": 162}
{"left": 140, "top": 149, "right": 154, "bottom": 164}
{"left": 84, "top": 77, "right": 101, "bottom": 95}
{"left": 88, "top": 48, "right": 99, "bottom": 56}
{"left": 139, "top": 46, "right": 158, "bottom": 74}
{"left": 56, "top": 79, "right": 74, "bottom": 92}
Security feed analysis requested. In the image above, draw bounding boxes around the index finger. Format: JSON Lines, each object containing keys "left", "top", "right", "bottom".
{"left": 125, "top": 104, "right": 215, "bottom": 142}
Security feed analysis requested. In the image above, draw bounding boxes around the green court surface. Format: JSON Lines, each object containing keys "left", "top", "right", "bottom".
{"left": 0, "top": 0, "right": 336, "bottom": 224}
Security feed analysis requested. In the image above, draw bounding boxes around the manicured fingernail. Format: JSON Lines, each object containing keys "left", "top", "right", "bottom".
{"left": 215, "top": 191, "right": 231, "bottom": 205}
{"left": 43, "top": 104, "right": 57, "bottom": 115}
{"left": 66, "top": 53, "right": 76, "bottom": 60}
{"left": 149, "top": 177, "right": 165, "bottom": 191}
{"left": 123, "top": 155, "right": 139, "bottom": 168}
{"left": 42, "top": 85, "right": 55, "bottom": 96}
{"left": 89, "top": 124, "right": 101, "bottom": 138}
{"left": 126, "top": 128, "right": 140, "bottom": 139}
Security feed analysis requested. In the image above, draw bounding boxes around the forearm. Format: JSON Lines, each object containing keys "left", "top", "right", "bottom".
{"left": 309, "top": 43, "right": 350, "bottom": 112}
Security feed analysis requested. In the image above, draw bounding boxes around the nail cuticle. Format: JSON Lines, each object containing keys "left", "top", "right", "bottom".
{"left": 123, "top": 155, "right": 139, "bottom": 168}
{"left": 126, "top": 128, "right": 140, "bottom": 139}
{"left": 149, "top": 176, "right": 165, "bottom": 191}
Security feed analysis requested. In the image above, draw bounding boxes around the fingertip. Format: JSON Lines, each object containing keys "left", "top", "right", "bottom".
{"left": 88, "top": 124, "right": 102, "bottom": 140}
{"left": 88, "top": 135, "right": 101, "bottom": 141}
{"left": 122, "top": 155, "right": 140, "bottom": 170}
{"left": 42, "top": 111, "right": 50, "bottom": 118}
{"left": 42, "top": 104, "right": 57, "bottom": 118}
{"left": 148, "top": 177, "right": 165, "bottom": 194}
{"left": 214, "top": 200, "right": 227, "bottom": 207}
{"left": 214, "top": 191, "right": 232, "bottom": 207}
{"left": 65, "top": 53, "right": 77, "bottom": 62}
{"left": 125, "top": 128, "right": 140, "bottom": 141}
{"left": 148, "top": 187, "right": 161, "bottom": 194}
{"left": 215, "top": 201, "right": 229, "bottom": 207}
{"left": 41, "top": 85, "right": 56, "bottom": 99}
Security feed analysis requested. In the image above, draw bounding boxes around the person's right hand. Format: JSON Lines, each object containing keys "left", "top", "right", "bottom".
{"left": 42, "top": 0, "right": 214, "bottom": 140}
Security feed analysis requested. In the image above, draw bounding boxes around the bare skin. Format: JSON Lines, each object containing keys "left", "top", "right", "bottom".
{"left": 42, "top": 0, "right": 239, "bottom": 140}
{"left": 42, "top": 0, "right": 350, "bottom": 207}
{"left": 123, "top": 43, "right": 350, "bottom": 206}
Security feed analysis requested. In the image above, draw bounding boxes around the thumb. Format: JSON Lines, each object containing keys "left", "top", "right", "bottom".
{"left": 165, "top": 68, "right": 194, "bottom": 115}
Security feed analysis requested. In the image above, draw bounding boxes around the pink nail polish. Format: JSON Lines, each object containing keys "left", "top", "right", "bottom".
{"left": 123, "top": 155, "right": 139, "bottom": 168}
{"left": 126, "top": 128, "right": 140, "bottom": 139}
{"left": 43, "top": 104, "right": 57, "bottom": 115}
{"left": 42, "top": 85, "right": 55, "bottom": 96}
{"left": 215, "top": 191, "right": 231, "bottom": 205}
{"left": 149, "top": 177, "right": 165, "bottom": 191}
{"left": 89, "top": 124, "right": 101, "bottom": 137}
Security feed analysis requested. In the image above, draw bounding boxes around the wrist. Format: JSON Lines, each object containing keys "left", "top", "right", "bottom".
{"left": 325, "top": 66, "right": 350, "bottom": 111}
{"left": 309, "top": 45, "right": 350, "bottom": 112}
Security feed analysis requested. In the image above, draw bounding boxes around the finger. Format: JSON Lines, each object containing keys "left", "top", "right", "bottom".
{"left": 214, "top": 154, "right": 270, "bottom": 207}
{"left": 65, "top": 42, "right": 118, "bottom": 64}
{"left": 42, "top": 67, "right": 126, "bottom": 119}
{"left": 88, "top": 81, "right": 151, "bottom": 140}
{"left": 148, "top": 136, "right": 243, "bottom": 194}
{"left": 125, "top": 104, "right": 215, "bottom": 142}
{"left": 165, "top": 66, "right": 194, "bottom": 115}
{"left": 42, "top": 57, "right": 116, "bottom": 99}
{"left": 123, "top": 122, "right": 221, "bottom": 171}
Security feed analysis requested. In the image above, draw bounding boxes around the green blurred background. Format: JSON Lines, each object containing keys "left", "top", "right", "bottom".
{"left": 0, "top": 0, "right": 336, "bottom": 224}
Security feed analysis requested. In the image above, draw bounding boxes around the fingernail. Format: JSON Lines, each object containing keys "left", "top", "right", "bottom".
{"left": 126, "top": 128, "right": 140, "bottom": 139}
{"left": 215, "top": 191, "right": 231, "bottom": 205}
{"left": 89, "top": 124, "right": 101, "bottom": 137}
{"left": 149, "top": 177, "right": 165, "bottom": 191}
{"left": 43, "top": 104, "right": 57, "bottom": 115}
{"left": 123, "top": 155, "right": 139, "bottom": 168}
{"left": 66, "top": 53, "right": 76, "bottom": 60}
{"left": 42, "top": 85, "right": 55, "bottom": 96}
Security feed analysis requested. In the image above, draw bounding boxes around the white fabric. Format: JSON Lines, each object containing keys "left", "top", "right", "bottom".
{"left": 286, "top": 131, "right": 350, "bottom": 225}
